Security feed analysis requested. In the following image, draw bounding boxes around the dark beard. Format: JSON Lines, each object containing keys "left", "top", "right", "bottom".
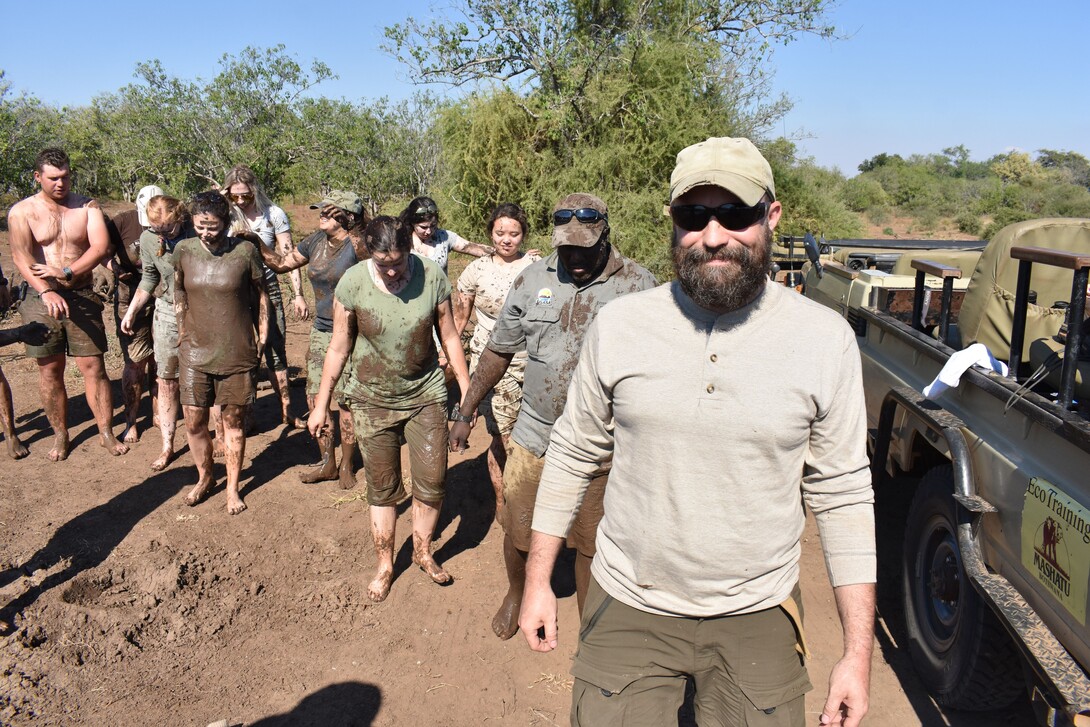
{"left": 672, "top": 225, "right": 772, "bottom": 313}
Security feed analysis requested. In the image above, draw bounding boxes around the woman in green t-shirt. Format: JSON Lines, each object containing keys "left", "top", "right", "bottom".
{"left": 309, "top": 216, "right": 470, "bottom": 602}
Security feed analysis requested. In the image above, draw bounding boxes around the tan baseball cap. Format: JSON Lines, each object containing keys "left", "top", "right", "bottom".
{"left": 310, "top": 190, "right": 363, "bottom": 216}
{"left": 552, "top": 193, "right": 609, "bottom": 248}
{"left": 136, "top": 185, "right": 166, "bottom": 226}
{"left": 669, "top": 137, "right": 775, "bottom": 206}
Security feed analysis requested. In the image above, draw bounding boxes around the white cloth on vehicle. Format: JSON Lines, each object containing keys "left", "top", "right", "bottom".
{"left": 923, "top": 342, "right": 1009, "bottom": 399}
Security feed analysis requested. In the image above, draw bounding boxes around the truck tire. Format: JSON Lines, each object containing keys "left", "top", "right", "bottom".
{"left": 901, "top": 465, "right": 1024, "bottom": 709}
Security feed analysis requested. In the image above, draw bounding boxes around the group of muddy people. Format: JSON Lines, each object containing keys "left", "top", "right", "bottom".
{"left": 3, "top": 140, "right": 877, "bottom": 726}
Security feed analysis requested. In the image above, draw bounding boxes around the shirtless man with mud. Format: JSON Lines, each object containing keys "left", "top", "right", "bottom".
{"left": 174, "top": 191, "right": 269, "bottom": 515}
{"left": 6, "top": 148, "right": 129, "bottom": 460}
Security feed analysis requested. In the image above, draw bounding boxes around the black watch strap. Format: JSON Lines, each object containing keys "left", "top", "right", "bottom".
{"left": 448, "top": 406, "right": 473, "bottom": 424}
{"left": 63, "top": 266, "right": 74, "bottom": 281}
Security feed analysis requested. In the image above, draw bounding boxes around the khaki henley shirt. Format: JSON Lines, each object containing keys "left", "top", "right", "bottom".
{"left": 533, "top": 281, "right": 876, "bottom": 617}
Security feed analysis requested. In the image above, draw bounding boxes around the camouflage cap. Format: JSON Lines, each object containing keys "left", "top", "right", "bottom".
{"left": 310, "top": 190, "right": 363, "bottom": 216}
{"left": 669, "top": 137, "right": 775, "bottom": 206}
{"left": 552, "top": 193, "right": 609, "bottom": 248}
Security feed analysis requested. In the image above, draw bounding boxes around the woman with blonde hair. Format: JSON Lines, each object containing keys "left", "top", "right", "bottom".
{"left": 222, "top": 164, "right": 303, "bottom": 427}
{"left": 120, "top": 195, "right": 194, "bottom": 470}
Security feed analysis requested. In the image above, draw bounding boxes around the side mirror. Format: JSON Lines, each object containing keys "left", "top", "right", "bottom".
{"left": 803, "top": 232, "right": 823, "bottom": 280}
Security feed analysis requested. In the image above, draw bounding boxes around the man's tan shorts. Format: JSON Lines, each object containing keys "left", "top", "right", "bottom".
{"left": 115, "top": 297, "right": 154, "bottom": 364}
{"left": 502, "top": 439, "right": 607, "bottom": 555}
{"left": 350, "top": 400, "right": 448, "bottom": 507}
{"left": 570, "top": 578, "right": 812, "bottom": 727}
{"left": 22, "top": 287, "right": 108, "bottom": 358}
{"left": 180, "top": 366, "right": 257, "bottom": 408}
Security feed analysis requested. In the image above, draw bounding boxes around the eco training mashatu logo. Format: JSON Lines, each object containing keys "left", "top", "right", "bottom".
{"left": 1022, "top": 478, "right": 1090, "bottom": 625}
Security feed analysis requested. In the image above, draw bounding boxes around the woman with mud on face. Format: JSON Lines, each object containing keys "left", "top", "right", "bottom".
{"left": 120, "top": 196, "right": 195, "bottom": 472}
{"left": 258, "top": 190, "right": 369, "bottom": 489}
{"left": 399, "top": 196, "right": 494, "bottom": 275}
{"left": 222, "top": 164, "right": 304, "bottom": 428}
{"left": 452, "top": 202, "right": 540, "bottom": 520}
{"left": 174, "top": 191, "right": 270, "bottom": 515}
{"left": 308, "top": 216, "right": 471, "bottom": 602}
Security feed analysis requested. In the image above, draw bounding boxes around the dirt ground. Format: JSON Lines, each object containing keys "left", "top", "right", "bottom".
{"left": 0, "top": 205, "right": 1035, "bottom": 726}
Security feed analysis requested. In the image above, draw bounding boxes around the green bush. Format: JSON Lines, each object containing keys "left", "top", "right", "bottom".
{"left": 956, "top": 212, "right": 983, "bottom": 236}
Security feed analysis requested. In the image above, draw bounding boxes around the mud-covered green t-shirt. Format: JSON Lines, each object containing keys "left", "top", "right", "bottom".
{"left": 175, "top": 236, "right": 265, "bottom": 375}
{"left": 334, "top": 255, "right": 451, "bottom": 409}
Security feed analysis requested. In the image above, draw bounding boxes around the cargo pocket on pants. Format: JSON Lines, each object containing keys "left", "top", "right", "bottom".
{"left": 738, "top": 673, "right": 812, "bottom": 727}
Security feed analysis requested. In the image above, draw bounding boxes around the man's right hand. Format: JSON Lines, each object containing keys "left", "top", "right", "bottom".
{"left": 120, "top": 310, "right": 135, "bottom": 334}
{"left": 449, "top": 420, "right": 472, "bottom": 452}
{"left": 519, "top": 581, "right": 560, "bottom": 653}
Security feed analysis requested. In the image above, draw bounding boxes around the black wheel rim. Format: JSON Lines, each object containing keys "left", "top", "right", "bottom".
{"left": 914, "top": 511, "right": 963, "bottom": 651}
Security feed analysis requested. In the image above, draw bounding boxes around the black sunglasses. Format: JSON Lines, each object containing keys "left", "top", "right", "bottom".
{"left": 670, "top": 202, "right": 768, "bottom": 232}
{"left": 554, "top": 208, "right": 607, "bottom": 226}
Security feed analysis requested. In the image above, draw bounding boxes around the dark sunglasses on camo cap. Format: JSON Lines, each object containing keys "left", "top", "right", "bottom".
{"left": 669, "top": 202, "right": 768, "bottom": 232}
{"left": 553, "top": 208, "right": 608, "bottom": 226}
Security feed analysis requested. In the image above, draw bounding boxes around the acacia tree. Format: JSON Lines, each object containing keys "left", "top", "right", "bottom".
{"left": 385, "top": 0, "right": 838, "bottom": 275}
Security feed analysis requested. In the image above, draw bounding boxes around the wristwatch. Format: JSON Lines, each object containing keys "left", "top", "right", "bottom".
{"left": 448, "top": 407, "right": 473, "bottom": 424}
{"left": 62, "top": 266, "right": 74, "bottom": 281}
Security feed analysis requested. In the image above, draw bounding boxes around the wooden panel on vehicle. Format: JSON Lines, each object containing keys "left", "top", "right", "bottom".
{"left": 1011, "top": 246, "right": 1090, "bottom": 270}
{"left": 911, "top": 259, "right": 963, "bottom": 278}
{"left": 824, "top": 260, "right": 859, "bottom": 280}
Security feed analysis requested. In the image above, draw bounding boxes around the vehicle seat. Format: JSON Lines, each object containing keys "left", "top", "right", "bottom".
{"left": 889, "top": 249, "right": 984, "bottom": 277}
{"left": 958, "top": 218, "right": 1090, "bottom": 365}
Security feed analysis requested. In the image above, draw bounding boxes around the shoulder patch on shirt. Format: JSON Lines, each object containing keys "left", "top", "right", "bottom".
{"left": 536, "top": 287, "right": 554, "bottom": 305}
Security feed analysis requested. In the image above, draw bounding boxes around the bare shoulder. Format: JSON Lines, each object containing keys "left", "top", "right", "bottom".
{"left": 73, "top": 195, "right": 97, "bottom": 210}
{"left": 7, "top": 195, "right": 33, "bottom": 220}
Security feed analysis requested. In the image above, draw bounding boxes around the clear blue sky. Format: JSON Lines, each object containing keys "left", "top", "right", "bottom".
{"left": 3, "top": 1, "right": 1087, "bottom": 175}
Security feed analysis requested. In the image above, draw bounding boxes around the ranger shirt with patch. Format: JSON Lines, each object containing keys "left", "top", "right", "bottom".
{"left": 487, "top": 245, "right": 657, "bottom": 456}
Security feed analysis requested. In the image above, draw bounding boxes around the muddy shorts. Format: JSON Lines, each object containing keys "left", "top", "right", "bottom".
{"left": 350, "top": 399, "right": 447, "bottom": 506}
{"left": 153, "top": 302, "right": 180, "bottom": 379}
{"left": 570, "top": 578, "right": 812, "bottom": 727}
{"left": 503, "top": 439, "right": 607, "bottom": 555}
{"left": 263, "top": 285, "right": 288, "bottom": 372}
{"left": 115, "top": 296, "right": 154, "bottom": 364}
{"left": 180, "top": 366, "right": 257, "bottom": 408}
{"left": 469, "top": 350, "right": 524, "bottom": 437}
{"left": 21, "top": 286, "right": 108, "bottom": 358}
{"left": 306, "top": 328, "right": 348, "bottom": 403}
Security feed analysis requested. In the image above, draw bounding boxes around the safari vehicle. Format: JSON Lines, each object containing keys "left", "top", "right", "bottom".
{"left": 800, "top": 220, "right": 1090, "bottom": 726}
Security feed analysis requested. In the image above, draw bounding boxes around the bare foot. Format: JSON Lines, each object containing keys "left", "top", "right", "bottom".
{"left": 491, "top": 593, "right": 521, "bottom": 640}
{"left": 150, "top": 448, "right": 174, "bottom": 471}
{"left": 338, "top": 464, "right": 356, "bottom": 490}
{"left": 212, "top": 438, "right": 225, "bottom": 459}
{"left": 227, "top": 493, "right": 247, "bottom": 515}
{"left": 99, "top": 435, "right": 129, "bottom": 456}
{"left": 282, "top": 413, "right": 295, "bottom": 430}
{"left": 368, "top": 567, "right": 393, "bottom": 602}
{"left": 412, "top": 550, "right": 452, "bottom": 585}
{"left": 184, "top": 478, "right": 213, "bottom": 506}
{"left": 121, "top": 424, "right": 140, "bottom": 444}
{"left": 298, "top": 460, "right": 337, "bottom": 484}
{"left": 47, "top": 432, "right": 70, "bottom": 462}
{"left": 292, "top": 416, "right": 308, "bottom": 429}
{"left": 6, "top": 437, "right": 29, "bottom": 460}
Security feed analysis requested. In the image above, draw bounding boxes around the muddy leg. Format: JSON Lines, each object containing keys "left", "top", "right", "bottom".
{"left": 300, "top": 394, "right": 337, "bottom": 483}
{"left": 210, "top": 406, "right": 224, "bottom": 458}
{"left": 368, "top": 504, "right": 396, "bottom": 602}
{"left": 221, "top": 405, "right": 247, "bottom": 515}
{"left": 269, "top": 368, "right": 293, "bottom": 427}
{"left": 74, "top": 355, "right": 128, "bottom": 456}
{"left": 151, "top": 377, "right": 179, "bottom": 471}
{"left": 411, "top": 498, "right": 451, "bottom": 585}
{"left": 492, "top": 534, "right": 527, "bottom": 639}
{"left": 182, "top": 405, "right": 214, "bottom": 505}
{"left": 337, "top": 408, "right": 357, "bottom": 490}
{"left": 149, "top": 368, "right": 159, "bottom": 427}
{"left": 575, "top": 550, "right": 593, "bottom": 615}
{"left": 120, "top": 356, "right": 149, "bottom": 443}
{"left": 488, "top": 434, "right": 508, "bottom": 523}
{"left": 0, "top": 366, "right": 29, "bottom": 459}
{"left": 36, "top": 354, "right": 70, "bottom": 461}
